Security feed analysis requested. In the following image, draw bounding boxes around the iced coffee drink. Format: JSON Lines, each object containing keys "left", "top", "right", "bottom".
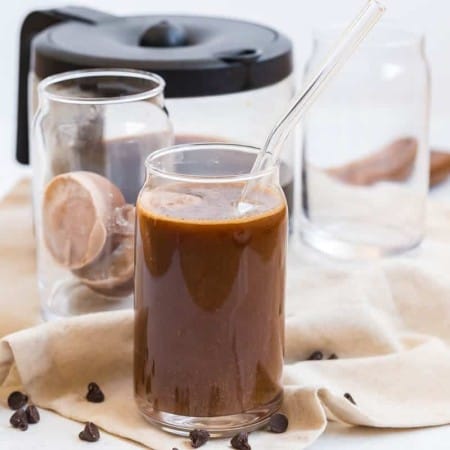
{"left": 134, "top": 144, "right": 287, "bottom": 435}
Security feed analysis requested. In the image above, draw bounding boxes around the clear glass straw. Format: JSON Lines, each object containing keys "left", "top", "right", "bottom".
{"left": 242, "top": 0, "right": 386, "bottom": 201}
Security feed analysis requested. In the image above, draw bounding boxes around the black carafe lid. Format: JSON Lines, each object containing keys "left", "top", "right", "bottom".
{"left": 17, "top": 7, "right": 293, "bottom": 164}
{"left": 33, "top": 13, "right": 293, "bottom": 97}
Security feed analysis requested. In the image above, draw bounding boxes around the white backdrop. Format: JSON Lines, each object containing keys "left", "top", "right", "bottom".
{"left": 1, "top": 0, "right": 450, "bottom": 170}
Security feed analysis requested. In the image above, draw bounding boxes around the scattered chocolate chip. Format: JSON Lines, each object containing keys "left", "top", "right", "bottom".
{"left": 328, "top": 353, "right": 338, "bottom": 360}
{"left": 231, "top": 432, "right": 251, "bottom": 450}
{"left": 86, "top": 382, "right": 105, "bottom": 403}
{"left": 307, "top": 351, "right": 323, "bottom": 361}
{"left": 7, "top": 391, "right": 28, "bottom": 410}
{"left": 79, "top": 422, "right": 100, "bottom": 442}
{"left": 344, "top": 393, "right": 357, "bottom": 405}
{"left": 189, "top": 429, "right": 210, "bottom": 448}
{"left": 25, "top": 405, "right": 40, "bottom": 424}
{"left": 268, "top": 413, "right": 289, "bottom": 433}
{"left": 10, "top": 409, "right": 28, "bottom": 431}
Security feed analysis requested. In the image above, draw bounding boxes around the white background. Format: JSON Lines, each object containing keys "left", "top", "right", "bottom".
{"left": 1, "top": 0, "right": 450, "bottom": 448}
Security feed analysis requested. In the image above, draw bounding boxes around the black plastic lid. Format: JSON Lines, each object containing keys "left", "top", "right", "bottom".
{"left": 33, "top": 14, "right": 293, "bottom": 98}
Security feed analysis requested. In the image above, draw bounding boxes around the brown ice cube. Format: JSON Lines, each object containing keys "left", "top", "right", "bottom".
{"left": 73, "top": 205, "right": 135, "bottom": 297}
{"left": 42, "top": 171, "right": 126, "bottom": 270}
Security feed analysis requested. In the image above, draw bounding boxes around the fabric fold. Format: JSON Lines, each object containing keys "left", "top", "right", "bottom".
{"left": 0, "top": 312, "right": 328, "bottom": 449}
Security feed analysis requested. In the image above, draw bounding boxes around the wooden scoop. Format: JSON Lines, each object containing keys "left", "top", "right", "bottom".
{"left": 43, "top": 171, "right": 126, "bottom": 270}
{"left": 327, "top": 137, "right": 450, "bottom": 188}
{"left": 327, "top": 137, "right": 417, "bottom": 186}
{"left": 430, "top": 150, "right": 450, "bottom": 186}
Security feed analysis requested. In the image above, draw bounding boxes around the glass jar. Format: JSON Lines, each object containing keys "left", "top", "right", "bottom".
{"left": 134, "top": 143, "right": 287, "bottom": 436}
{"left": 299, "top": 27, "right": 430, "bottom": 258}
{"left": 32, "top": 69, "right": 173, "bottom": 319}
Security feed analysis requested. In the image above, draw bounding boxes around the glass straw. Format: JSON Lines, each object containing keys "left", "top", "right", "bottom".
{"left": 241, "top": 0, "right": 386, "bottom": 204}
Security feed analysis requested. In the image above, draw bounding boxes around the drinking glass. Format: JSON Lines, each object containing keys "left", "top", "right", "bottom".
{"left": 134, "top": 143, "right": 288, "bottom": 436}
{"left": 32, "top": 69, "right": 173, "bottom": 319}
{"left": 299, "top": 27, "right": 430, "bottom": 258}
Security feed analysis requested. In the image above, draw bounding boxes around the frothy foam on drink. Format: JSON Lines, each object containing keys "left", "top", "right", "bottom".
{"left": 138, "top": 183, "right": 284, "bottom": 222}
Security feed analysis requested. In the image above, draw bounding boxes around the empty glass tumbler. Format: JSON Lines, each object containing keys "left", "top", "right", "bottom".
{"left": 300, "top": 27, "right": 430, "bottom": 258}
{"left": 32, "top": 69, "right": 173, "bottom": 319}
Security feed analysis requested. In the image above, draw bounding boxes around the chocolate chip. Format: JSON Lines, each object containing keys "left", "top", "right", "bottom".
{"left": 344, "top": 392, "right": 357, "bottom": 405}
{"left": 231, "top": 432, "right": 251, "bottom": 450}
{"left": 79, "top": 422, "right": 100, "bottom": 442}
{"left": 25, "top": 405, "right": 40, "bottom": 424}
{"left": 189, "top": 429, "right": 210, "bottom": 448}
{"left": 307, "top": 351, "right": 323, "bottom": 361}
{"left": 7, "top": 391, "right": 28, "bottom": 410}
{"left": 268, "top": 413, "right": 289, "bottom": 433}
{"left": 328, "top": 353, "right": 338, "bottom": 360}
{"left": 18, "top": 421, "right": 28, "bottom": 431}
{"left": 86, "top": 382, "right": 105, "bottom": 403}
{"left": 10, "top": 409, "right": 28, "bottom": 431}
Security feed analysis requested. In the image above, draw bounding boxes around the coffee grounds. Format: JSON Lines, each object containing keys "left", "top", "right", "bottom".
{"left": 79, "top": 422, "right": 101, "bottom": 442}
{"left": 189, "top": 429, "right": 210, "bottom": 448}
{"left": 10, "top": 409, "right": 28, "bottom": 431}
{"left": 25, "top": 405, "right": 40, "bottom": 424}
{"left": 307, "top": 351, "right": 323, "bottom": 361}
{"left": 7, "top": 391, "right": 28, "bottom": 410}
{"left": 268, "top": 413, "right": 289, "bottom": 433}
{"left": 231, "top": 432, "right": 251, "bottom": 450}
{"left": 344, "top": 393, "right": 357, "bottom": 405}
{"left": 86, "top": 382, "right": 105, "bottom": 403}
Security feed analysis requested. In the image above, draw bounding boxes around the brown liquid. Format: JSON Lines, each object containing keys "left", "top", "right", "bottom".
{"left": 134, "top": 183, "right": 287, "bottom": 417}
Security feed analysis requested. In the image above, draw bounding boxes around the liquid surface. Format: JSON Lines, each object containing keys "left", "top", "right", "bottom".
{"left": 138, "top": 183, "right": 283, "bottom": 222}
{"left": 134, "top": 182, "right": 287, "bottom": 417}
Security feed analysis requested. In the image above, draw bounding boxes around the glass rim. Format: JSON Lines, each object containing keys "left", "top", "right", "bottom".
{"left": 38, "top": 68, "right": 166, "bottom": 105}
{"left": 145, "top": 143, "right": 277, "bottom": 184}
{"left": 313, "top": 24, "right": 424, "bottom": 48}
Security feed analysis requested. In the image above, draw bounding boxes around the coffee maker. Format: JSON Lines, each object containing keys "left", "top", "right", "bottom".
{"left": 17, "top": 7, "right": 295, "bottom": 211}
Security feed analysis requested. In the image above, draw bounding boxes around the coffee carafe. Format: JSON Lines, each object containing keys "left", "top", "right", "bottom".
{"left": 17, "top": 7, "right": 296, "bottom": 214}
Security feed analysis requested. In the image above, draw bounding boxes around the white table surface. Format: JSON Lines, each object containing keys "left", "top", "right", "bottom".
{"left": 1, "top": 157, "right": 450, "bottom": 449}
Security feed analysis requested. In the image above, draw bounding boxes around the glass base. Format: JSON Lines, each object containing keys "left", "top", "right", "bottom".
{"left": 136, "top": 393, "right": 282, "bottom": 437}
{"left": 41, "top": 278, "right": 132, "bottom": 320}
{"left": 301, "top": 222, "right": 423, "bottom": 260}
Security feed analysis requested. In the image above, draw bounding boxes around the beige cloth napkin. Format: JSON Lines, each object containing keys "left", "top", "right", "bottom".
{"left": 2, "top": 179, "right": 450, "bottom": 449}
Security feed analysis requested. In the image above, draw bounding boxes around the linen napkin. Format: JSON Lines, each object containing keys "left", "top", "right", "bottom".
{"left": 2, "top": 179, "right": 450, "bottom": 449}
{"left": 0, "top": 180, "right": 40, "bottom": 334}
